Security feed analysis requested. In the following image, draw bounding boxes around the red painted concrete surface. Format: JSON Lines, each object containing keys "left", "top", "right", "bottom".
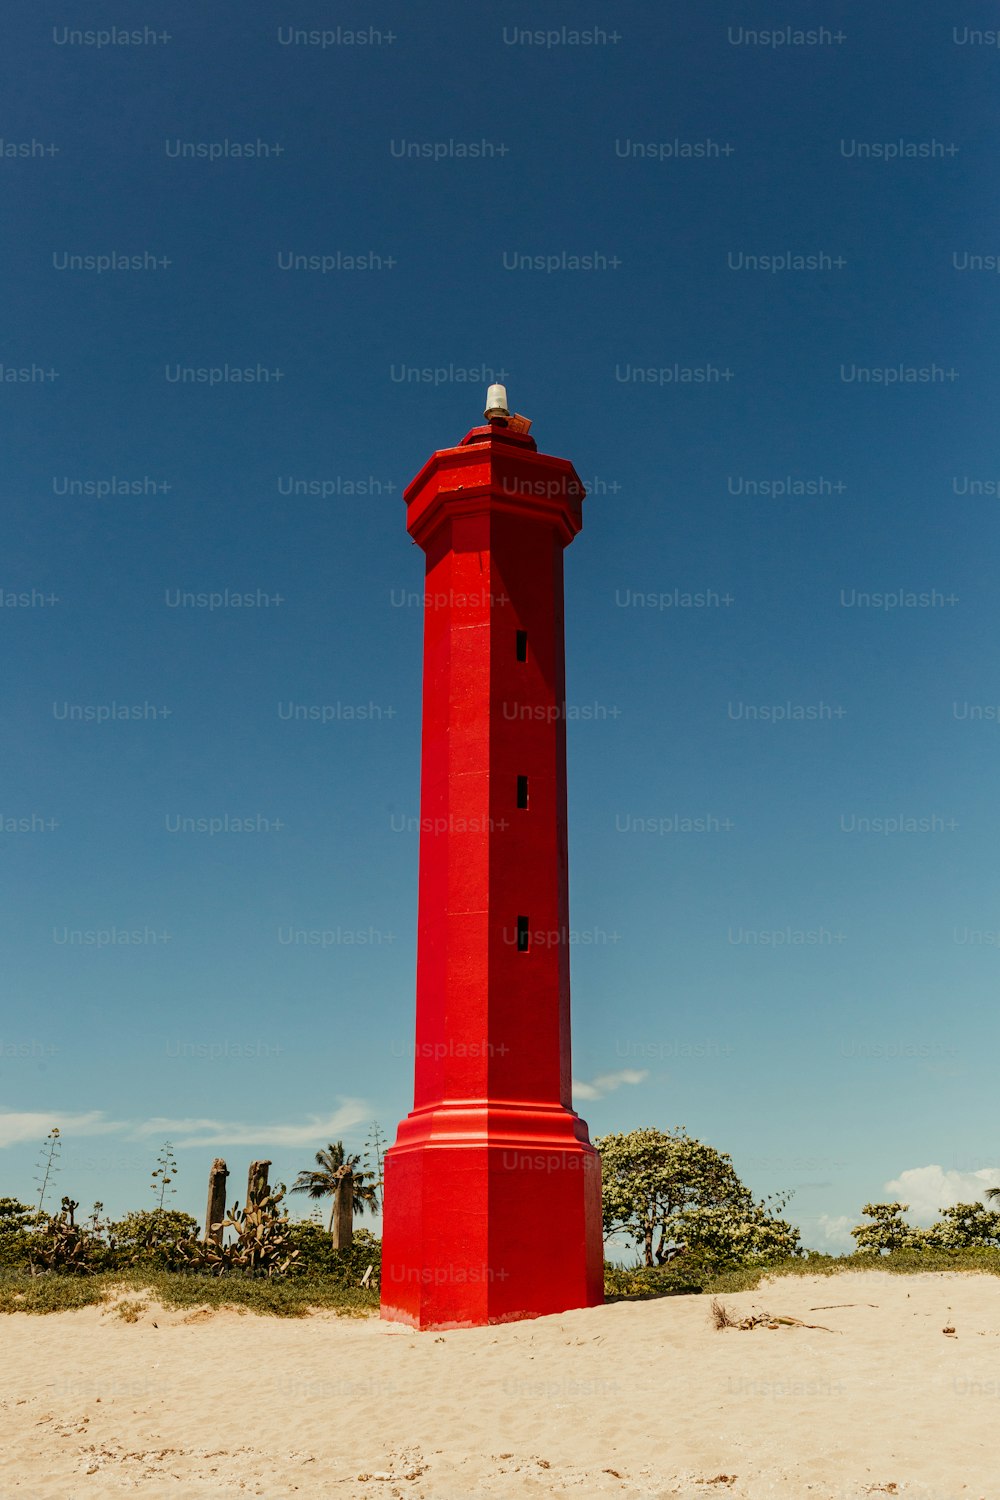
{"left": 380, "top": 413, "right": 604, "bottom": 1329}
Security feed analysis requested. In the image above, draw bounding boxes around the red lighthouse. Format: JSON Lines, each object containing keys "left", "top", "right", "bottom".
{"left": 380, "top": 386, "right": 604, "bottom": 1330}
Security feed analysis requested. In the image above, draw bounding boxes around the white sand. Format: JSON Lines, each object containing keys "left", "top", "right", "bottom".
{"left": 0, "top": 1271, "right": 997, "bottom": 1499}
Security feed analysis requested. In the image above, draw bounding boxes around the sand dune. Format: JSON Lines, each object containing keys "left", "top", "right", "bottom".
{"left": 1, "top": 1271, "right": 997, "bottom": 1499}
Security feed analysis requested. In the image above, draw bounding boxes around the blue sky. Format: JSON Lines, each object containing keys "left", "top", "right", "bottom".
{"left": 4, "top": 1, "right": 999, "bottom": 1252}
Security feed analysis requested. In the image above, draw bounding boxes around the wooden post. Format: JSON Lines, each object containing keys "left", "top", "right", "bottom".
{"left": 332, "top": 1167, "right": 354, "bottom": 1249}
{"left": 205, "top": 1157, "right": 229, "bottom": 1244}
{"left": 247, "top": 1159, "right": 271, "bottom": 1210}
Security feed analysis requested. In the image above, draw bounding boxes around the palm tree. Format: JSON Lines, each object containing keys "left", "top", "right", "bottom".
{"left": 290, "top": 1141, "right": 379, "bottom": 1233}
{"left": 986, "top": 1187, "right": 1000, "bottom": 1204}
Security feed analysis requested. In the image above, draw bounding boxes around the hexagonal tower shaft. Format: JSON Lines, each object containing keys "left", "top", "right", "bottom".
{"left": 380, "top": 402, "right": 604, "bottom": 1329}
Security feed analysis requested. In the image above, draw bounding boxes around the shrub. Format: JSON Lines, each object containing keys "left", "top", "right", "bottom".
{"left": 604, "top": 1258, "right": 708, "bottom": 1298}
{"left": 107, "top": 1209, "right": 200, "bottom": 1270}
{"left": 286, "top": 1223, "right": 381, "bottom": 1288}
{"left": 0, "top": 1198, "right": 42, "bottom": 1268}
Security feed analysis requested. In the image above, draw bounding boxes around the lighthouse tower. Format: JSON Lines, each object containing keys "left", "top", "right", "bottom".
{"left": 380, "top": 386, "right": 604, "bottom": 1330}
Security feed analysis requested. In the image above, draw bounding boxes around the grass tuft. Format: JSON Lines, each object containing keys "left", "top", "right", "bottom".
{"left": 113, "top": 1298, "right": 146, "bottom": 1323}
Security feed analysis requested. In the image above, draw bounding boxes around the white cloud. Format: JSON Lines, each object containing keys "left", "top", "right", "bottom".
{"left": 812, "top": 1213, "right": 856, "bottom": 1251}
{"left": 573, "top": 1069, "right": 649, "bottom": 1101}
{"left": 0, "top": 1111, "right": 124, "bottom": 1148}
{"left": 132, "top": 1101, "right": 370, "bottom": 1149}
{"left": 0, "top": 1103, "right": 371, "bottom": 1152}
{"left": 883, "top": 1164, "right": 1000, "bottom": 1223}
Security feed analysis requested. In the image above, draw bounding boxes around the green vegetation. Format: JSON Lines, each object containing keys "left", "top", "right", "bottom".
{"left": 0, "top": 1132, "right": 384, "bottom": 1317}
{"left": 9, "top": 1246, "right": 999, "bottom": 1318}
{"left": 0, "top": 1196, "right": 44, "bottom": 1265}
{"left": 290, "top": 1140, "right": 379, "bottom": 1229}
{"left": 604, "top": 1247, "right": 1000, "bottom": 1301}
{"left": 178, "top": 1185, "right": 301, "bottom": 1277}
{"left": 852, "top": 1200, "right": 1000, "bottom": 1252}
{"left": 5, "top": 1121, "right": 999, "bottom": 1316}
{"left": 106, "top": 1207, "right": 201, "bottom": 1269}
{"left": 114, "top": 1298, "right": 147, "bottom": 1323}
{"left": 0, "top": 1272, "right": 106, "bottom": 1315}
{"left": 596, "top": 1125, "right": 802, "bottom": 1269}
{"left": 598, "top": 1128, "right": 1000, "bottom": 1299}
{"left": 0, "top": 1267, "right": 380, "bottom": 1317}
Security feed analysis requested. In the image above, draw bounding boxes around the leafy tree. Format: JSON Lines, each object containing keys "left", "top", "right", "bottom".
{"left": 851, "top": 1201, "right": 952, "bottom": 1253}
{"left": 595, "top": 1125, "right": 800, "bottom": 1268}
{"left": 853, "top": 1200, "right": 1000, "bottom": 1254}
{"left": 0, "top": 1197, "right": 42, "bottom": 1267}
{"left": 851, "top": 1202, "right": 915, "bottom": 1253}
{"left": 290, "top": 1141, "right": 379, "bottom": 1232}
{"left": 931, "top": 1202, "right": 1000, "bottom": 1249}
{"left": 0, "top": 1197, "right": 38, "bottom": 1232}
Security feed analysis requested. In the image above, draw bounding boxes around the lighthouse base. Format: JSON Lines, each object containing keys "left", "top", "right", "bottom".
{"left": 380, "top": 1101, "right": 604, "bottom": 1329}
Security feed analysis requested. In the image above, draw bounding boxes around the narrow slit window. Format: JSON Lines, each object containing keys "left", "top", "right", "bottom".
{"left": 515, "top": 629, "right": 528, "bottom": 662}
{"left": 516, "top": 915, "right": 530, "bottom": 952}
{"left": 516, "top": 775, "right": 529, "bottom": 809}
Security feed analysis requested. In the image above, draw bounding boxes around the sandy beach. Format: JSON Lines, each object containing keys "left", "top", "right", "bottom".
{"left": 1, "top": 1270, "right": 996, "bottom": 1499}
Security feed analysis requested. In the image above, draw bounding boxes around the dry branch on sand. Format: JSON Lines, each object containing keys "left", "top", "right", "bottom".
{"left": 710, "top": 1297, "right": 842, "bottom": 1332}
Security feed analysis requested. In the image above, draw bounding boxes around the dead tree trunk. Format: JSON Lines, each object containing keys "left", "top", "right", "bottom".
{"left": 246, "top": 1159, "right": 271, "bottom": 1210}
{"left": 331, "top": 1167, "right": 354, "bottom": 1249}
{"left": 205, "top": 1157, "right": 229, "bottom": 1244}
